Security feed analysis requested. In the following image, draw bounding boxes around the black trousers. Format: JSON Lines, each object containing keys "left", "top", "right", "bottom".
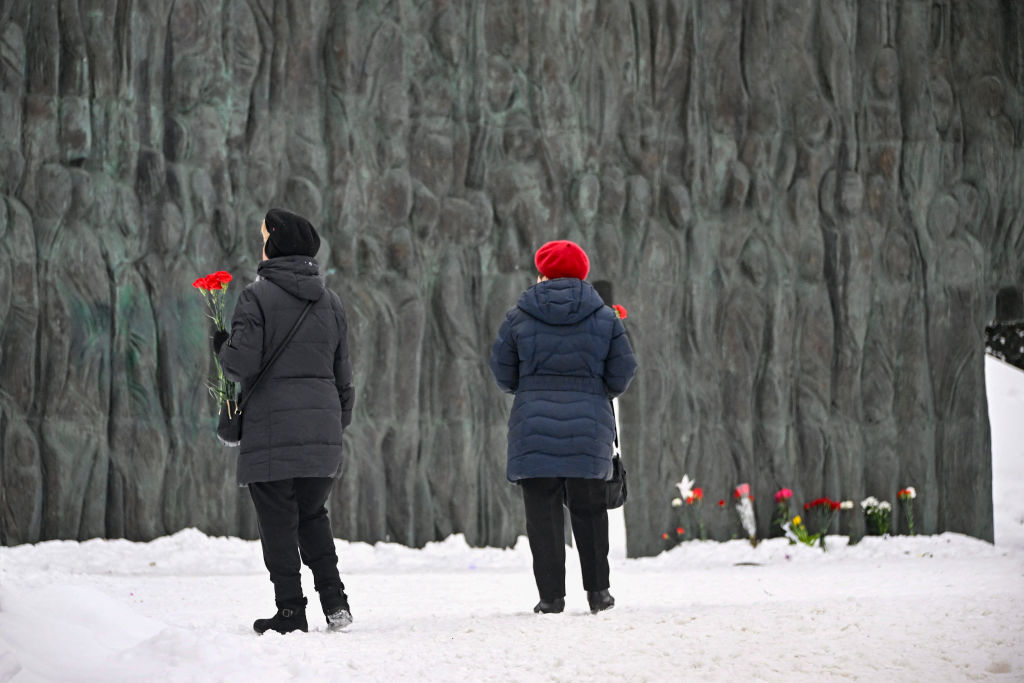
{"left": 248, "top": 477, "right": 343, "bottom": 609}
{"left": 520, "top": 477, "right": 610, "bottom": 601}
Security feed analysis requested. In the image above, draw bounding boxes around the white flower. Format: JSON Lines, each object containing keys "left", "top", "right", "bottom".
{"left": 840, "top": 500, "right": 854, "bottom": 510}
{"left": 879, "top": 501, "right": 892, "bottom": 511}
{"left": 675, "top": 475, "right": 695, "bottom": 501}
{"left": 671, "top": 498, "right": 683, "bottom": 508}
{"left": 904, "top": 486, "right": 917, "bottom": 499}
{"left": 861, "top": 496, "right": 879, "bottom": 510}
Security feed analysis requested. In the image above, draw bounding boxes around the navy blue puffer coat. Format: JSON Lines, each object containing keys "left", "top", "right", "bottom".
{"left": 489, "top": 278, "right": 637, "bottom": 481}
{"left": 218, "top": 256, "right": 354, "bottom": 485}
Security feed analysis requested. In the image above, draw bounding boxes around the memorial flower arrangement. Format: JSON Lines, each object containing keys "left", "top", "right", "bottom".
{"left": 781, "top": 514, "right": 818, "bottom": 547}
{"left": 665, "top": 474, "right": 698, "bottom": 545}
{"left": 193, "top": 271, "right": 236, "bottom": 411}
{"left": 611, "top": 304, "right": 628, "bottom": 319}
{"left": 803, "top": 497, "right": 842, "bottom": 550}
{"left": 898, "top": 487, "right": 917, "bottom": 535}
{"left": 861, "top": 496, "right": 892, "bottom": 536}
{"left": 659, "top": 481, "right": 916, "bottom": 548}
{"left": 733, "top": 483, "right": 757, "bottom": 546}
{"left": 773, "top": 488, "right": 794, "bottom": 538}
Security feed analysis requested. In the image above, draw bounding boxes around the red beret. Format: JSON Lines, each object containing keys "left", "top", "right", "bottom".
{"left": 534, "top": 240, "right": 590, "bottom": 280}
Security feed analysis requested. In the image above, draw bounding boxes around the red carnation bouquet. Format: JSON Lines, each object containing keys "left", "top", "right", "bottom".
{"left": 193, "top": 271, "right": 236, "bottom": 413}
{"left": 803, "top": 497, "right": 842, "bottom": 550}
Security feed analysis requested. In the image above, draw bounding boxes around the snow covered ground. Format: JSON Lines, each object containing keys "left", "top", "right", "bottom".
{"left": 1, "top": 356, "right": 1022, "bottom": 682}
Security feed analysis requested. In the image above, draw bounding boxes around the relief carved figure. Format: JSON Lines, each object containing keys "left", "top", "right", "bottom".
{"left": 0, "top": 1, "right": 1014, "bottom": 553}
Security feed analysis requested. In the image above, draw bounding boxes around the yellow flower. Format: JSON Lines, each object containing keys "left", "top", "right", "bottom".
{"left": 792, "top": 515, "right": 802, "bottom": 526}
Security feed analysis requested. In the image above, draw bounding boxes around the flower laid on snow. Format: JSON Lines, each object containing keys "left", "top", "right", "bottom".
{"left": 193, "top": 270, "right": 236, "bottom": 411}
{"left": 803, "top": 497, "right": 842, "bottom": 550}
{"left": 773, "top": 488, "right": 795, "bottom": 540}
{"left": 685, "top": 485, "right": 706, "bottom": 540}
{"left": 898, "top": 487, "right": 917, "bottom": 536}
{"left": 861, "top": 496, "right": 892, "bottom": 536}
{"left": 782, "top": 514, "right": 819, "bottom": 547}
{"left": 733, "top": 483, "right": 757, "bottom": 546}
{"left": 669, "top": 475, "right": 706, "bottom": 541}
{"left": 660, "top": 525, "right": 685, "bottom": 550}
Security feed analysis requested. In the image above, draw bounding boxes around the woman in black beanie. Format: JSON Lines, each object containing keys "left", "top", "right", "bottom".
{"left": 215, "top": 208, "right": 355, "bottom": 634}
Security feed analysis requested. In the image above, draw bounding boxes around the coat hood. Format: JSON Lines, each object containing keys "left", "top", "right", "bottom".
{"left": 516, "top": 278, "right": 605, "bottom": 325}
{"left": 257, "top": 256, "right": 326, "bottom": 302}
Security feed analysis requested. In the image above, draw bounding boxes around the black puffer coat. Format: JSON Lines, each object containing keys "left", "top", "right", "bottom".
{"left": 218, "top": 256, "right": 354, "bottom": 485}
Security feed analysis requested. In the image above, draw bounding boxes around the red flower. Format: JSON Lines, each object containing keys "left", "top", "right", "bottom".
{"left": 717, "top": 499, "right": 725, "bottom": 507}
{"left": 661, "top": 532, "right": 669, "bottom": 540}
{"left": 209, "top": 271, "right": 233, "bottom": 285}
{"left": 611, "top": 304, "right": 628, "bottom": 319}
{"left": 692, "top": 487, "right": 703, "bottom": 500}
{"left": 192, "top": 271, "right": 233, "bottom": 291}
{"left": 774, "top": 488, "right": 793, "bottom": 503}
{"left": 676, "top": 527, "right": 684, "bottom": 535}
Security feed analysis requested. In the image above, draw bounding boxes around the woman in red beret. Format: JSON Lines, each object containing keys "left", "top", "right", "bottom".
{"left": 489, "top": 240, "right": 637, "bottom": 614}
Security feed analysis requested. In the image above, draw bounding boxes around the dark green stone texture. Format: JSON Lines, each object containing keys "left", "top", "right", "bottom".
{"left": 1, "top": 1, "right": 1021, "bottom": 555}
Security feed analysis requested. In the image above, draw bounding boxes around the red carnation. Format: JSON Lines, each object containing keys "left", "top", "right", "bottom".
{"left": 210, "top": 271, "right": 233, "bottom": 284}
{"left": 612, "top": 304, "right": 628, "bottom": 320}
{"left": 676, "top": 527, "right": 684, "bottom": 535}
{"left": 192, "top": 269, "right": 236, "bottom": 412}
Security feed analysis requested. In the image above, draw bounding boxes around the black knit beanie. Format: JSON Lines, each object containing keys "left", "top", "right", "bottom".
{"left": 264, "top": 208, "right": 320, "bottom": 258}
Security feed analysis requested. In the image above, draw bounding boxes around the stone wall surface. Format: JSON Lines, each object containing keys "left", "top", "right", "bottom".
{"left": 0, "top": 1, "right": 1020, "bottom": 555}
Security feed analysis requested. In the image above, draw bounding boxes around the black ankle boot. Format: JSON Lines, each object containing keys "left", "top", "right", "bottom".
{"left": 319, "top": 586, "right": 353, "bottom": 631}
{"left": 587, "top": 589, "right": 615, "bottom": 614}
{"left": 533, "top": 597, "right": 565, "bottom": 614}
{"left": 253, "top": 600, "right": 308, "bottom": 635}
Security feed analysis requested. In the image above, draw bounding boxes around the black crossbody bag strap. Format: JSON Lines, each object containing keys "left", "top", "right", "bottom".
{"left": 238, "top": 300, "right": 314, "bottom": 412}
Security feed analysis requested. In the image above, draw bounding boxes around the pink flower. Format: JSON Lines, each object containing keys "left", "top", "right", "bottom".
{"left": 734, "top": 483, "right": 750, "bottom": 499}
{"left": 774, "top": 488, "right": 793, "bottom": 503}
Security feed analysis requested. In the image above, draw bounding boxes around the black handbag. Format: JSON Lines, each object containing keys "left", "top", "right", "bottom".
{"left": 216, "top": 300, "right": 314, "bottom": 447}
{"left": 605, "top": 400, "right": 627, "bottom": 509}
